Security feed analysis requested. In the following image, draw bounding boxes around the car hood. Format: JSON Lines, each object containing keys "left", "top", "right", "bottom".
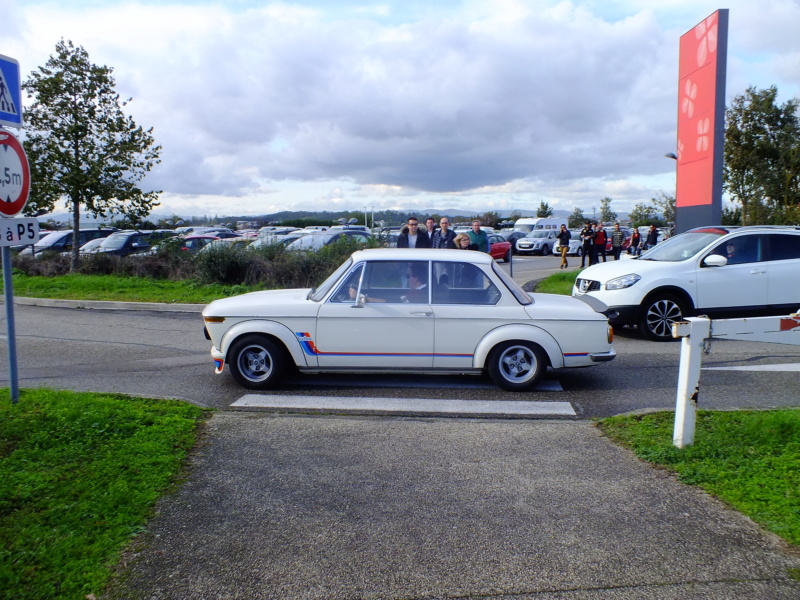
{"left": 203, "top": 288, "right": 316, "bottom": 317}
{"left": 526, "top": 293, "right": 608, "bottom": 320}
{"left": 577, "top": 257, "right": 676, "bottom": 283}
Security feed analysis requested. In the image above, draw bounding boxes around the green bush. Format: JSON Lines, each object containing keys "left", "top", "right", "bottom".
{"left": 10, "top": 234, "right": 379, "bottom": 290}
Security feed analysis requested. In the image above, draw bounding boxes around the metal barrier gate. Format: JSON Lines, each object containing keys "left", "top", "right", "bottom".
{"left": 670, "top": 310, "right": 800, "bottom": 448}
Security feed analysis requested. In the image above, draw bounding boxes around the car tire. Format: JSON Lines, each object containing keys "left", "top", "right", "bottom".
{"left": 487, "top": 341, "right": 546, "bottom": 391}
{"left": 576, "top": 247, "right": 582, "bottom": 258}
{"left": 228, "top": 334, "right": 288, "bottom": 390}
{"left": 639, "top": 294, "right": 686, "bottom": 342}
{"left": 541, "top": 244, "right": 549, "bottom": 256}
{"left": 503, "top": 249, "right": 511, "bottom": 263}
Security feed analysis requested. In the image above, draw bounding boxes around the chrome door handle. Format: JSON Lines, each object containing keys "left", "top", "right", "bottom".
{"left": 410, "top": 311, "right": 433, "bottom": 316}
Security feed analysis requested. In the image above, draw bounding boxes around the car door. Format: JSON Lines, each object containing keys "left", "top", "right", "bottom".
{"left": 431, "top": 260, "right": 518, "bottom": 369}
{"left": 695, "top": 234, "right": 767, "bottom": 314}
{"left": 315, "top": 260, "right": 435, "bottom": 369}
{"left": 764, "top": 233, "right": 800, "bottom": 311}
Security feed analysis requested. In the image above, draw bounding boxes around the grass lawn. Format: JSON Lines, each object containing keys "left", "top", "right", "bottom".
{"left": 3, "top": 273, "right": 260, "bottom": 305}
{"left": 599, "top": 408, "right": 800, "bottom": 548}
{"left": 0, "top": 389, "right": 207, "bottom": 600}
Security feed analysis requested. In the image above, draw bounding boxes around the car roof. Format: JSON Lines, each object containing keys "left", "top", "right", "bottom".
{"left": 350, "top": 248, "right": 495, "bottom": 264}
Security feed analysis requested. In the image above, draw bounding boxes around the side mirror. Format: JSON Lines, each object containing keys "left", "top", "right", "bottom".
{"left": 702, "top": 254, "right": 728, "bottom": 268}
{"left": 352, "top": 294, "right": 366, "bottom": 308}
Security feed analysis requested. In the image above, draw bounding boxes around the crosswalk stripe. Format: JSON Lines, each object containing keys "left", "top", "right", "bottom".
{"left": 704, "top": 363, "right": 800, "bottom": 372}
{"left": 231, "top": 395, "right": 576, "bottom": 416}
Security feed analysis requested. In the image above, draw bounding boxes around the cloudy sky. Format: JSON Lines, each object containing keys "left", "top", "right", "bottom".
{"left": 3, "top": 0, "right": 799, "bottom": 219}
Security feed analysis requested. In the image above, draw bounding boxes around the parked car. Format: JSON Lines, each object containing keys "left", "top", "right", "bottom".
{"left": 497, "top": 230, "right": 528, "bottom": 254}
{"left": 515, "top": 230, "right": 560, "bottom": 255}
{"left": 285, "top": 230, "right": 372, "bottom": 251}
{"left": 18, "top": 228, "right": 118, "bottom": 258}
{"left": 203, "top": 248, "right": 615, "bottom": 392}
{"left": 198, "top": 236, "right": 255, "bottom": 253}
{"left": 81, "top": 231, "right": 157, "bottom": 257}
{"left": 554, "top": 230, "right": 583, "bottom": 257}
{"left": 572, "top": 225, "right": 800, "bottom": 341}
{"left": 180, "top": 235, "right": 220, "bottom": 253}
{"left": 487, "top": 234, "right": 512, "bottom": 262}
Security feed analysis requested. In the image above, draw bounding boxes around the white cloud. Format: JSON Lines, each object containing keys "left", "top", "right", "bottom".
{"left": 5, "top": 0, "right": 800, "bottom": 218}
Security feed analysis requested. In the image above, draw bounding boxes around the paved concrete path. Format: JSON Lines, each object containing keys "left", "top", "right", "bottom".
{"left": 106, "top": 414, "right": 800, "bottom": 600}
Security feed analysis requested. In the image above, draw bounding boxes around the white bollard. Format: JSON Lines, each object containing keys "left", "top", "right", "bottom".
{"left": 671, "top": 317, "right": 711, "bottom": 448}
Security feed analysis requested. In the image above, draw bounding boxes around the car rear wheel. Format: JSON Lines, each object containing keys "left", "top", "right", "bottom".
{"left": 487, "top": 341, "right": 546, "bottom": 391}
{"left": 228, "top": 334, "right": 287, "bottom": 389}
{"left": 503, "top": 249, "right": 511, "bottom": 263}
{"left": 639, "top": 294, "right": 686, "bottom": 342}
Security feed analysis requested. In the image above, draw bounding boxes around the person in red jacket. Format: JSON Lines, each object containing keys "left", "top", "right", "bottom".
{"left": 592, "top": 224, "right": 607, "bottom": 264}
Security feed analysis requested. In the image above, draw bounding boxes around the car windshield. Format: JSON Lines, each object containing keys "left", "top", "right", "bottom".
{"left": 309, "top": 257, "right": 354, "bottom": 302}
{"left": 34, "top": 232, "right": 67, "bottom": 249}
{"left": 492, "top": 263, "right": 533, "bottom": 305}
{"left": 99, "top": 233, "right": 135, "bottom": 250}
{"left": 638, "top": 229, "right": 727, "bottom": 261}
{"left": 525, "top": 231, "right": 550, "bottom": 238}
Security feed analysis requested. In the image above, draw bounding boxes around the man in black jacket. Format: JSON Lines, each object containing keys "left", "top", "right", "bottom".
{"left": 396, "top": 217, "right": 430, "bottom": 248}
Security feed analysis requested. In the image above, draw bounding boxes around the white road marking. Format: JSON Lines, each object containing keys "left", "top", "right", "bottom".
{"left": 703, "top": 363, "right": 800, "bottom": 372}
{"left": 231, "top": 395, "right": 576, "bottom": 416}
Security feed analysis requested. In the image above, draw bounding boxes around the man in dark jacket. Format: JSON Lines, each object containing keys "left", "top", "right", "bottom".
{"left": 396, "top": 217, "right": 430, "bottom": 248}
{"left": 432, "top": 217, "right": 456, "bottom": 249}
{"left": 580, "top": 222, "right": 594, "bottom": 267}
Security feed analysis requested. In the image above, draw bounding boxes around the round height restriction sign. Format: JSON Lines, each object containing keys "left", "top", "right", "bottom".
{"left": 0, "top": 129, "right": 31, "bottom": 217}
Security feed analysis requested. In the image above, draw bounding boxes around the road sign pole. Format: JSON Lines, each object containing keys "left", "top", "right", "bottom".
{"left": 2, "top": 246, "right": 20, "bottom": 403}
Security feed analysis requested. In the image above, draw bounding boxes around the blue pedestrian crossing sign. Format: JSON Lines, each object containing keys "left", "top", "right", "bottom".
{"left": 0, "top": 54, "right": 23, "bottom": 129}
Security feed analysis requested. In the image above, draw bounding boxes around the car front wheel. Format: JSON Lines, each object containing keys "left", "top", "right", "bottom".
{"left": 639, "top": 294, "right": 686, "bottom": 342}
{"left": 487, "top": 341, "right": 546, "bottom": 391}
{"left": 228, "top": 334, "right": 287, "bottom": 389}
{"left": 541, "top": 244, "right": 549, "bottom": 256}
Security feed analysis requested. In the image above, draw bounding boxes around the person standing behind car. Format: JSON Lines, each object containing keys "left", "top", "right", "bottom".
{"left": 629, "top": 228, "right": 641, "bottom": 256}
{"left": 579, "top": 222, "right": 594, "bottom": 267}
{"left": 557, "top": 224, "right": 571, "bottom": 269}
{"left": 645, "top": 224, "right": 659, "bottom": 250}
{"left": 423, "top": 217, "right": 437, "bottom": 245}
{"left": 396, "top": 216, "right": 430, "bottom": 248}
{"left": 432, "top": 217, "right": 456, "bottom": 249}
{"left": 610, "top": 223, "right": 625, "bottom": 260}
{"left": 467, "top": 219, "right": 490, "bottom": 253}
{"left": 454, "top": 233, "right": 478, "bottom": 250}
{"left": 593, "top": 223, "right": 607, "bottom": 264}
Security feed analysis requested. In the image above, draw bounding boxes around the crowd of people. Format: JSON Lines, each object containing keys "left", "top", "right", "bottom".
{"left": 396, "top": 216, "right": 491, "bottom": 252}
{"left": 394, "top": 215, "right": 666, "bottom": 271}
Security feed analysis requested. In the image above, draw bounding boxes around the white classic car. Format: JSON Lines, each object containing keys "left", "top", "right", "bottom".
{"left": 203, "top": 249, "right": 616, "bottom": 391}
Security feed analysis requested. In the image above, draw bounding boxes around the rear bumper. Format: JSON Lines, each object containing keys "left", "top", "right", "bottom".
{"left": 589, "top": 349, "right": 617, "bottom": 363}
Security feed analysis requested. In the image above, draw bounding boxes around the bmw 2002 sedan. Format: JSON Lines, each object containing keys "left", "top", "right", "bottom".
{"left": 203, "top": 249, "right": 616, "bottom": 391}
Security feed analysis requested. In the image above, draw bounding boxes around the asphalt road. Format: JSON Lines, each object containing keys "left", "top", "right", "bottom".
{"left": 1, "top": 252, "right": 798, "bottom": 418}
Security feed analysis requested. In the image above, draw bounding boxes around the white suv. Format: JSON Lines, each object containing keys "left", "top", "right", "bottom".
{"left": 572, "top": 226, "right": 800, "bottom": 341}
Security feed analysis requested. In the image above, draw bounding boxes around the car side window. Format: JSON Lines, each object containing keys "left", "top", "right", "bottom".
{"left": 330, "top": 264, "right": 364, "bottom": 303}
{"left": 766, "top": 234, "right": 800, "bottom": 261}
{"left": 432, "top": 261, "right": 501, "bottom": 305}
{"left": 711, "top": 235, "right": 760, "bottom": 265}
{"left": 359, "top": 261, "right": 428, "bottom": 304}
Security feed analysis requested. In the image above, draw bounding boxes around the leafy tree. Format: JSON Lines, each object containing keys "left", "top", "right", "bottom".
{"left": 508, "top": 210, "right": 523, "bottom": 223}
{"left": 650, "top": 192, "right": 675, "bottom": 225}
{"left": 478, "top": 211, "right": 501, "bottom": 228}
{"left": 567, "top": 207, "right": 585, "bottom": 229}
{"left": 628, "top": 202, "right": 658, "bottom": 228}
{"left": 22, "top": 39, "right": 162, "bottom": 270}
{"left": 599, "top": 197, "right": 616, "bottom": 224}
{"left": 724, "top": 86, "right": 800, "bottom": 225}
{"left": 536, "top": 201, "right": 554, "bottom": 218}
{"left": 721, "top": 204, "right": 742, "bottom": 226}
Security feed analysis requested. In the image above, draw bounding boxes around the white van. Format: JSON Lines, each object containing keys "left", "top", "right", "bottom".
{"left": 513, "top": 217, "right": 568, "bottom": 233}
